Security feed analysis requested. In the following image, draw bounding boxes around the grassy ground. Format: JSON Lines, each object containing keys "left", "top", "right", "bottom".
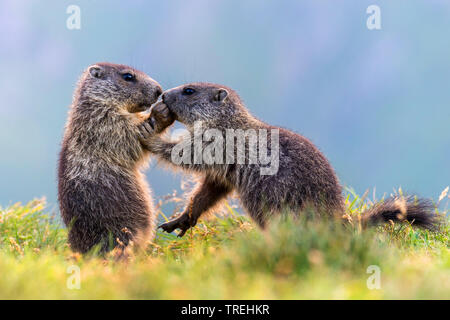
{"left": 0, "top": 189, "right": 449, "bottom": 299}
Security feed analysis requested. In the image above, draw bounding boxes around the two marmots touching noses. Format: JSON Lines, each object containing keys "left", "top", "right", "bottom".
{"left": 58, "top": 62, "right": 439, "bottom": 255}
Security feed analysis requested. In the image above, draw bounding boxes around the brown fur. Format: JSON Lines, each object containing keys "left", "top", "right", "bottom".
{"left": 58, "top": 62, "right": 163, "bottom": 254}
{"left": 140, "top": 83, "right": 440, "bottom": 236}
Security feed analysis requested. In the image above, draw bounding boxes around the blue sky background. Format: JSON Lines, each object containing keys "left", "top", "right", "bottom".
{"left": 0, "top": 0, "right": 449, "bottom": 208}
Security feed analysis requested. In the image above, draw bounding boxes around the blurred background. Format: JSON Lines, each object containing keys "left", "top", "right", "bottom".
{"left": 0, "top": 0, "right": 449, "bottom": 209}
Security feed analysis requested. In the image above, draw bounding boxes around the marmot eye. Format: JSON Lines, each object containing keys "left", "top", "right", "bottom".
{"left": 182, "top": 87, "right": 195, "bottom": 95}
{"left": 122, "top": 73, "right": 135, "bottom": 82}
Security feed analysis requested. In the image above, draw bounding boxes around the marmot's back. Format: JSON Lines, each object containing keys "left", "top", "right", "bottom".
{"left": 233, "top": 125, "right": 344, "bottom": 224}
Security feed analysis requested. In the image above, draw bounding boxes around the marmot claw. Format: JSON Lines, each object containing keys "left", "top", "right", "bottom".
{"left": 158, "top": 213, "right": 193, "bottom": 237}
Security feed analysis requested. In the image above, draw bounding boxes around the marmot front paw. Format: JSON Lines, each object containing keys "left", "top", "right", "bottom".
{"left": 138, "top": 121, "right": 156, "bottom": 143}
{"left": 149, "top": 101, "right": 175, "bottom": 133}
{"left": 158, "top": 212, "right": 197, "bottom": 237}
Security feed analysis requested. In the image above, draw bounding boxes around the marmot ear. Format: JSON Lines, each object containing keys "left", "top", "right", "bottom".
{"left": 214, "top": 89, "right": 228, "bottom": 102}
{"left": 88, "top": 65, "right": 104, "bottom": 79}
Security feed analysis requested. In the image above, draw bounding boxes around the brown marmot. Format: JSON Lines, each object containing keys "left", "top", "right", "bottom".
{"left": 139, "top": 82, "right": 439, "bottom": 236}
{"left": 58, "top": 62, "right": 171, "bottom": 254}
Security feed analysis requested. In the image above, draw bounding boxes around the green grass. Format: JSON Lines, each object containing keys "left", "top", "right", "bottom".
{"left": 0, "top": 190, "right": 449, "bottom": 299}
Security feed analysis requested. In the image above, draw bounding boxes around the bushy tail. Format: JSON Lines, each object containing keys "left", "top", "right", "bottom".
{"left": 360, "top": 195, "right": 440, "bottom": 230}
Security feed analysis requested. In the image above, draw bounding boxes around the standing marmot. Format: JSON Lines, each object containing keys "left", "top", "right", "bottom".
{"left": 139, "top": 83, "right": 438, "bottom": 236}
{"left": 58, "top": 62, "right": 171, "bottom": 254}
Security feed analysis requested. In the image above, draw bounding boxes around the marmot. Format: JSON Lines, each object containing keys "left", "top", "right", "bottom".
{"left": 139, "top": 82, "right": 439, "bottom": 237}
{"left": 58, "top": 62, "right": 170, "bottom": 254}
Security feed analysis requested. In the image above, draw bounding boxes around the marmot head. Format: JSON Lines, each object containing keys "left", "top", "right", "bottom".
{"left": 162, "top": 82, "right": 246, "bottom": 128}
{"left": 76, "top": 62, "right": 162, "bottom": 114}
